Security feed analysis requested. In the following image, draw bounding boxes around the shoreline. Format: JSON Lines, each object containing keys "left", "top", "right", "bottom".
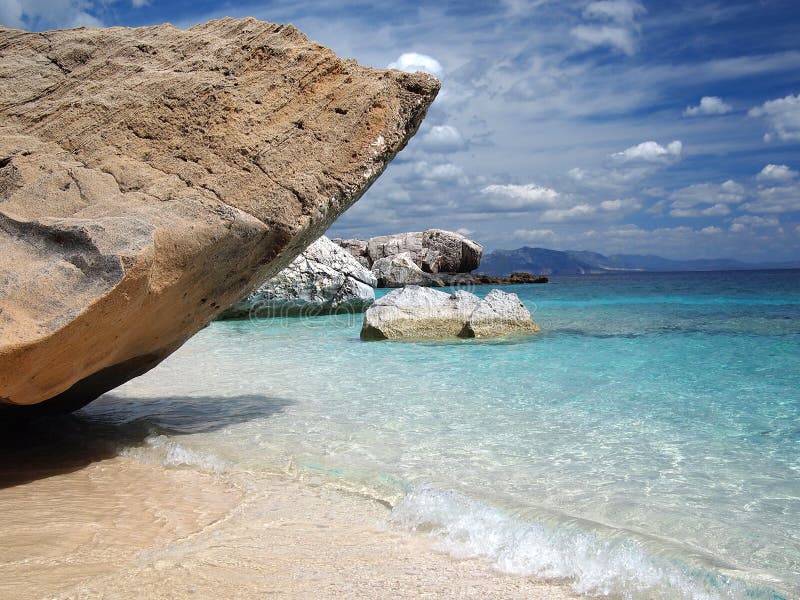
{"left": 0, "top": 451, "right": 578, "bottom": 599}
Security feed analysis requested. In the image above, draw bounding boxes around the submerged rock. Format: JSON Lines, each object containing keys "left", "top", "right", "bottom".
{"left": 219, "top": 236, "right": 376, "bottom": 318}
{"left": 360, "top": 286, "right": 538, "bottom": 340}
{"left": 0, "top": 18, "right": 438, "bottom": 413}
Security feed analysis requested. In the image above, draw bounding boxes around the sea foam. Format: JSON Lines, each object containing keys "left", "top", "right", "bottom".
{"left": 389, "top": 486, "right": 762, "bottom": 600}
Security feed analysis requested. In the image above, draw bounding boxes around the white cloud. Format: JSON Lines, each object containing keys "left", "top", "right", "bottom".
{"left": 410, "top": 161, "right": 469, "bottom": 187}
{"left": 131, "top": 0, "right": 150, "bottom": 7}
{"left": 513, "top": 228, "right": 557, "bottom": 241}
{"left": 540, "top": 203, "right": 596, "bottom": 222}
{"left": 671, "top": 203, "right": 731, "bottom": 218}
{"left": 742, "top": 183, "right": 800, "bottom": 213}
{"left": 480, "top": 183, "right": 560, "bottom": 210}
{"left": 756, "top": 164, "right": 798, "bottom": 182}
{"left": 388, "top": 52, "right": 444, "bottom": 78}
{"left": 583, "top": 0, "right": 645, "bottom": 24}
{"left": 748, "top": 94, "right": 800, "bottom": 142}
{"left": 571, "top": 0, "right": 644, "bottom": 56}
{"left": 599, "top": 197, "right": 641, "bottom": 212}
{"left": 611, "top": 140, "right": 682, "bottom": 163}
{"left": 419, "top": 124, "right": 465, "bottom": 153}
{"left": 683, "top": 96, "right": 732, "bottom": 117}
{"left": 732, "top": 215, "right": 780, "bottom": 227}
{"left": 701, "top": 226, "right": 721, "bottom": 235}
{"left": 571, "top": 25, "right": 637, "bottom": 56}
{"left": 455, "top": 227, "right": 474, "bottom": 236}
{"left": 669, "top": 180, "right": 745, "bottom": 209}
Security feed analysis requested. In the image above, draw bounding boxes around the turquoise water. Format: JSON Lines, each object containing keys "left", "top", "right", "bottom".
{"left": 90, "top": 270, "right": 800, "bottom": 598}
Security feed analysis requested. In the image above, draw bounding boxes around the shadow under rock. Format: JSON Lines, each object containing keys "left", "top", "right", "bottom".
{"left": 0, "top": 393, "right": 292, "bottom": 490}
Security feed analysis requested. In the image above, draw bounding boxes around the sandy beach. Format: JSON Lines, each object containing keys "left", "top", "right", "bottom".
{"left": 0, "top": 444, "right": 577, "bottom": 600}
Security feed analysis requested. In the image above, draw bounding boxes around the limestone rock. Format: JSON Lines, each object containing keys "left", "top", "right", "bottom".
{"left": 219, "top": 235, "right": 376, "bottom": 318}
{"left": 421, "top": 229, "right": 483, "bottom": 273}
{"left": 461, "top": 289, "right": 540, "bottom": 338}
{"left": 360, "top": 286, "right": 538, "bottom": 340}
{"left": 0, "top": 18, "right": 438, "bottom": 412}
{"left": 371, "top": 252, "right": 445, "bottom": 288}
{"left": 331, "top": 238, "right": 370, "bottom": 268}
{"left": 333, "top": 229, "right": 483, "bottom": 276}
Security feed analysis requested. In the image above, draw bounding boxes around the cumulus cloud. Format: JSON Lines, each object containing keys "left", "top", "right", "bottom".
{"left": 408, "top": 161, "right": 469, "bottom": 187}
{"left": 388, "top": 52, "right": 444, "bottom": 78}
{"left": 599, "top": 197, "right": 641, "bottom": 212}
{"left": 748, "top": 94, "right": 800, "bottom": 142}
{"left": 756, "top": 164, "right": 798, "bottom": 182}
{"left": 684, "top": 96, "right": 732, "bottom": 117}
{"left": 571, "top": 0, "right": 645, "bottom": 55}
{"left": 732, "top": 215, "right": 780, "bottom": 227}
{"left": 611, "top": 140, "right": 682, "bottom": 163}
{"left": 669, "top": 180, "right": 745, "bottom": 210}
{"left": 742, "top": 182, "right": 800, "bottom": 213}
{"left": 701, "top": 225, "right": 721, "bottom": 235}
{"left": 419, "top": 125, "right": 465, "bottom": 153}
{"left": 480, "top": 183, "right": 560, "bottom": 210}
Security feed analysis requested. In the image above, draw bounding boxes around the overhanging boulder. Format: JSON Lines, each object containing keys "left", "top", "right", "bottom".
{"left": 0, "top": 18, "right": 438, "bottom": 413}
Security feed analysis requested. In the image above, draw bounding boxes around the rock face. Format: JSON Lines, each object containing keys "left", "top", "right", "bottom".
{"left": 371, "top": 252, "right": 444, "bottom": 288}
{"left": 360, "top": 286, "right": 539, "bottom": 340}
{"left": 0, "top": 18, "right": 438, "bottom": 413}
{"left": 333, "top": 229, "right": 483, "bottom": 287}
{"left": 219, "top": 236, "right": 376, "bottom": 318}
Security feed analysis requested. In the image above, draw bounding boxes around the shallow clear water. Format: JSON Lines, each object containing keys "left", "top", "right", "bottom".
{"left": 89, "top": 270, "right": 800, "bottom": 599}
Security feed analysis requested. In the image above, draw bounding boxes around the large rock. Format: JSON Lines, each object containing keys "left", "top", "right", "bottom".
{"left": 333, "top": 229, "right": 483, "bottom": 275}
{"left": 219, "top": 235, "right": 376, "bottom": 318}
{"left": 371, "top": 252, "right": 444, "bottom": 287}
{"left": 0, "top": 18, "right": 438, "bottom": 413}
{"left": 360, "top": 286, "right": 539, "bottom": 340}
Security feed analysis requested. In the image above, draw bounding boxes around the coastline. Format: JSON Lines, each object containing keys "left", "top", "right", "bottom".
{"left": 0, "top": 452, "right": 577, "bottom": 599}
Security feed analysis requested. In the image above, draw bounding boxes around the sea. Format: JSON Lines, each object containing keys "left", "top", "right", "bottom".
{"left": 25, "top": 270, "right": 800, "bottom": 598}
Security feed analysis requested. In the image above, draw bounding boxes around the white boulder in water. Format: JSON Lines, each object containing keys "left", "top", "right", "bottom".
{"left": 360, "top": 286, "right": 539, "bottom": 340}
{"left": 220, "top": 236, "right": 377, "bottom": 318}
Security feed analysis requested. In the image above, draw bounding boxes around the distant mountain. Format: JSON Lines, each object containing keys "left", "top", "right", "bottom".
{"left": 478, "top": 247, "right": 800, "bottom": 276}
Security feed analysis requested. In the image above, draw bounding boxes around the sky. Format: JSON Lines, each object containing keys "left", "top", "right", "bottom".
{"left": 2, "top": 1, "right": 800, "bottom": 261}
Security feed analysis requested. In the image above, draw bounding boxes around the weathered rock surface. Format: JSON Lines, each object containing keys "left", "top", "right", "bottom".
{"left": 219, "top": 235, "right": 376, "bottom": 318}
{"left": 334, "top": 229, "right": 483, "bottom": 274}
{"left": 360, "top": 286, "right": 538, "bottom": 340}
{"left": 371, "top": 252, "right": 444, "bottom": 288}
{"left": 0, "top": 18, "right": 438, "bottom": 412}
{"left": 461, "top": 289, "right": 539, "bottom": 337}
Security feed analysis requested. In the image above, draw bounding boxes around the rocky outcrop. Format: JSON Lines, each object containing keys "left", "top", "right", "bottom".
{"left": 471, "top": 272, "right": 549, "bottom": 284}
{"left": 360, "top": 286, "right": 539, "bottom": 340}
{"left": 371, "top": 252, "right": 444, "bottom": 287}
{"left": 219, "top": 236, "right": 376, "bottom": 318}
{"left": 334, "top": 229, "right": 483, "bottom": 272}
{"left": 333, "top": 229, "right": 483, "bottom": 287}
{"left": 0, "top": 18, "right": 438, "bottom": 413}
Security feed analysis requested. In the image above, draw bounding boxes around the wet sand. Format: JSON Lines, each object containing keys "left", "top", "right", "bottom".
{"left": 0, "top": 439, "right": 578, "bottom": 599}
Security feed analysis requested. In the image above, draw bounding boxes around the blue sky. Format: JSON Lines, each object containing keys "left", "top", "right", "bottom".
{"left": 3, "top": 1, "right": 799, "bottom": 260}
